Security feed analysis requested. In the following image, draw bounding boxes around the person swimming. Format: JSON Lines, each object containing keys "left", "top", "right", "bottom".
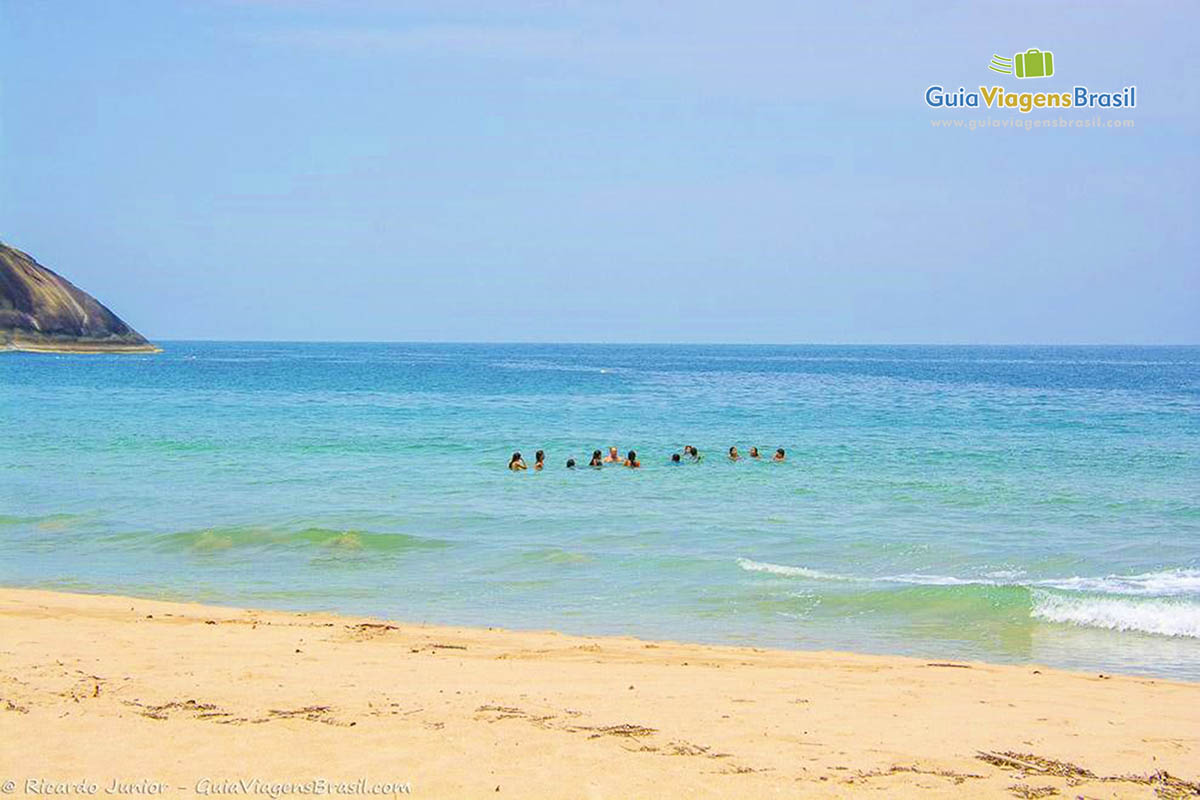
{"left": 624, "top": 450, "right": 641, "bottom": 468}
{"left": 566, "top": 458, "right": 576, "bottom": 469}
{"left": 534, "top": 450, "right": 545, "bottom": 471}
{"left": 728, "top": 446, "right": 741, "bottom": 461}
{"left": 670, "top": 452, "right": 682, "bottom": 464}
{"left": 508, "top": 452, "right": 527, "bottom": 471}
{"left": 604, "top": 446, "right": 621, "bottom": 463}
{"left": 589, "top": 449, "right": 603, "bottom": 468}
{"left": 748, "top": 446, "right": 761, "bottom": 459}
{"left": 684, "top": 445, "right": 701, "bottom": 461}
{"left": 773, "top": 448, "right": 786, "bottom": 462}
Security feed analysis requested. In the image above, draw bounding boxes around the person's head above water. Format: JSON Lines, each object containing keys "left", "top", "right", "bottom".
{"left": 729, "top": 446, "right": 739, "bottom": 459}
{"left": 535, "top": 450, "right": 545, "bottom": 462}
{"left": 566, "top": 458, "right": 575, "bottom": 468}
{"left": 749, "top": 447, "right": 760, "bottom": 458}
{"left": 671, "top": 453, "right": 681, "bottom": 463}
{"left": 774, "top": 448, "right": 786, "bottom": 461}
{"left": 510, "top": 452, "right": 521, "bottom": 463}
{"left": 625, "top": 450, "right": 640, "bottom": 467}
{"left": 608, "top": 446, "right": 619, "bottom": 457}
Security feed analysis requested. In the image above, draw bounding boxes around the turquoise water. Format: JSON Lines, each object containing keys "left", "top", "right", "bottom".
{"left": 2, "top": 343, "right": 1199, "bottom": 679}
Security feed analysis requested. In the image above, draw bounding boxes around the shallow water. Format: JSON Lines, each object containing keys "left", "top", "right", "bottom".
{"left": 2, "top": 343, "right": 1198, "bottom": 678}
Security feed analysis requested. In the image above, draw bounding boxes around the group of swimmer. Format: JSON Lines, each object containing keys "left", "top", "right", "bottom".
{"left": 507, "top": 445, "right": 786, "bottom": 471}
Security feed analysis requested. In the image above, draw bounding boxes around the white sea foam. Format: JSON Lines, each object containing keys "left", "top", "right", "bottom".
{"left": 1031, "top": 590, "right": 1200, "bottom": 638}
{"left": 738, "top": 559, "right": 1200, "bottom": 593}
{"left": 737, "top": 558, "right": 1200, "bottom": 638}
{"left": 888, "top": 574, "right": 994, "bottom": 586}
{"left": 735, "top": 558, "right": 859, "bottom": 582}
{"left": 1035, "top": 569, "right": 1200, "bottom": 597}
{"left": 736, "top": 558, "right": 999, "bottom": 586}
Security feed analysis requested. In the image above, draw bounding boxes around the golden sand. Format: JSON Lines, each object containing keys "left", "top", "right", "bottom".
{"left": 1, "top": 588, "right": 1196, "bottom": 798}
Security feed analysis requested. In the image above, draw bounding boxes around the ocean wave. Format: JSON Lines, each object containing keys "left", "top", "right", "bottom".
{"left": 1031, "top": 590, "right": 1200, "bottom": 638}
{"left": 737, "top": 558, "right": 1200, "bottom": 638}
{"left": 735, "top": 558, "right": 858, "bottom": 581}
{"left": 1037, "top": 570, "right": 1200, "bottom": 597}
{"left": 736, "top": 559, "right": 1200, "bottom": 596}
{"left": 985, "top": 569, "right": 1027, "bottom": 580}
{"left": 0, "top": 512, "right": 87, "bottom": 530}
{"left": 155, "top": 526, "right": 450, "bottom": 554}
{"left": 489, "top": 359, "right": 621, "bottom": 374}
{"left": 736, "top": 558, "right": 990, "bottom": 586}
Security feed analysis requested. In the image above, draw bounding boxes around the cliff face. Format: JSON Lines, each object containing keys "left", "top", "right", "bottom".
{"left": 0, "top": 242, "right": 158, "bottom": 353}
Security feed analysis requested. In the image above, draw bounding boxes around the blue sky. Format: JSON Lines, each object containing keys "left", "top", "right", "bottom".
{"left": 1, "top": 1, "right": 1196, "bottom": 343}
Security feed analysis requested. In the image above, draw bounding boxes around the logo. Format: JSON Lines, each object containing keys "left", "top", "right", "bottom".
{"left": 989, "top": 49, "right": 1054, "bottom": 79}
{"left": 924, "top": 47, "right": 1135, "bottom": 114}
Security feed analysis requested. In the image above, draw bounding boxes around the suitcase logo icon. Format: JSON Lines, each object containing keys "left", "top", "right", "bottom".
{"left": 989, "top": 49, "right": 1055, "bottom": 78}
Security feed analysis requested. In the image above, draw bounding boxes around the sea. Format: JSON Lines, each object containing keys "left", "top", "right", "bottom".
{"left": 2, "top": 343, "right": 1198, "bottom": 679}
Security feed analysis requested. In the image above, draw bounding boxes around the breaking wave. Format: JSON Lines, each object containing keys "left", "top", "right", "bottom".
{"left": 737, "top": 558, "right": 1200, "bottom": 638}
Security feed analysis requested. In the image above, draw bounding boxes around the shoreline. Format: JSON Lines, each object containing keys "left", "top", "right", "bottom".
{"left": 3, "top": 581, "right": 1192, "bottom": 682}
{"left": 2, "top": 342, "right": 162, "bottom": 354}
{"left": 2, "top": 588, "right": 1197, "bottom": 798}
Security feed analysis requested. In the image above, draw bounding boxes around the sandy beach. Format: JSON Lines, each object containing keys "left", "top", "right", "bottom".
{"left": 0, "top": 589, "right": 1196, "bottom": 798}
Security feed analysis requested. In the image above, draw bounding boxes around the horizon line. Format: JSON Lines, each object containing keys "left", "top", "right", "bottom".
{"left": 137, "top": 338, "right": 1200, "bottom": 348}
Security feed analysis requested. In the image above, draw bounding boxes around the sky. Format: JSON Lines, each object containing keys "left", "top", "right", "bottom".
{"left": 1, "top": 0, "right": 1197, "bottom": 344}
